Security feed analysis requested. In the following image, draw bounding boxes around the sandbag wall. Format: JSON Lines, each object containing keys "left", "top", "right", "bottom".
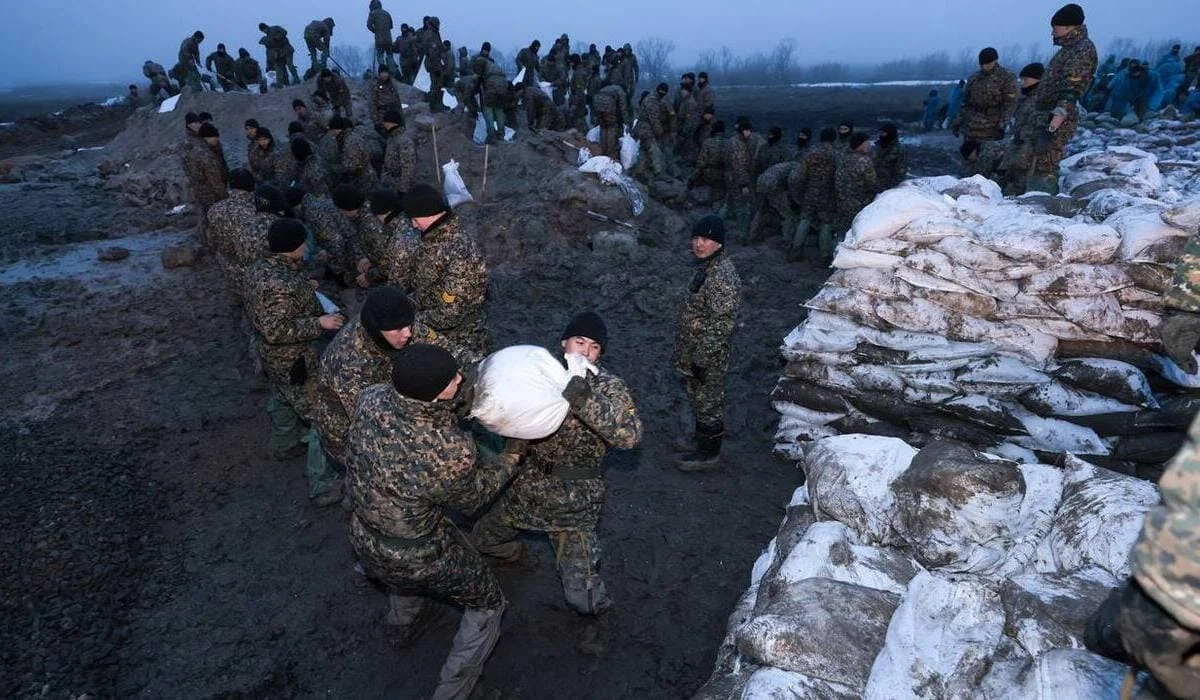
{"left": 693, "top": 435, "right": 1160, "bottom": 699}
{"left": 772, "top": 154, "right": 1200, "bottom": 478}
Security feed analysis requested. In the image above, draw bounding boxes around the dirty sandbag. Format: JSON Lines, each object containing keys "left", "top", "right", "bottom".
{"left": 829, "top": 413, "right": 910, "bottom": 440}
{"left": 1053, "top": 359, "right": 1158, "bottom": 408}
{"left": 739, "top": 667, "right": 858, "bottom": 700}
{"left": 775, "top": 522, "right": 923, "bottom": 595}
{"left": 863, "top": 572, "right": 1006, "bottom": 700}
{"left": 904, "top": 413, "right": 1001, "bottom": 446}
{"left": 981, "top": 649, "right": 1154, "bottom": 700}
{"left": 1069, "top": 396, "right": 1200, "bottom": 436}
{"left": 774, "top": 401, "right": 846, "bottom": 427}
{"left": 737, "top": 578, "right": 900, "bottom": 691}
{"left": 585, "top": 125, "right": 600, "bottom": 143}
{"left": 894, "top": 266, "right": 975, "bottom": 295}
{"left": 1012, "top": 407, "right": 1109, "bottom": 455}
{"left": 469, "top": 345, "right": 588, "bottom": 439}
{"left": 1033, "top": 455, "right": 1160, "bottom": 579}
{"left": 1111, "top": 432, "right": 1187, "bottom": 464}
{"left": 875, "top": 298, "right": 951, "bottom": 335}
{"left": 781, "top": 361, "right": 859, "bottom": 394}
{"left": 618, "top": 133, "right": 638, "bottom": 171}
{"left": 830, "top": 245, "right": 904, "bottom": 270}
{"left": 772, "top": 378, "right": 851, "bottom": 414}
{"left": 1149, "top": 352, "right": 1200, "bottom": 389}
{"left": 894, "top": 215, "right": 973, "bottom": 244}
{"left": 958, "top": 355, "right": 1051, "bottom": 387}
{"left": 1162, "top": 195, "right": 1200, "bottom": 230}
{"left": 931, "top": 236, "right": 1011, "bottom": 272}
{"left": 804, "top": 286, "right": 886, "bottom": 330}
{"left": 1081, "top": 188, "right": 1156, "bottom": 220}
{"left": 845, "top": 187, "right": 951, "bottom": 247}
{"left": 1001, "top": 567, "right": 1120, "bottom": 657}
{"left": 974, "top": 211, "right": 1065, "bottom": 263}
{"left": 912, "top": 286, "right": 998, "bottom": 317}
{"left": 1022, "top": 264, "right": 1132, "bottom": 297}
{"left": 578, "top": 154, "right": 620, "bottom": 175}
{"left": 941, "top": 173, "right": 1005, "bottom": 201}
{"left": 805, "top": 434, "right": 918, "bottom": 546}
{"left": 1060, "top": 223, "right": 1121, "bottom": 264}
{"left": 845, "top": 364, "right": 906, "bottom": 393}
{"left": 472, "top": 113, "right": 488, "bottom": 144}
{"left": 441, "top": 160, "right": 474, "bottom": 208}
{"left": 1106, "top": 203, "right": 1188, "bottom": 261}
{"left": 1056, "top": 339, "right": 1158, "bottom": 370}
{"left": 1018, "top": 381, "right": 1140, "bottom": 417}
{"left": 936, "top": 394, "right": 1027, "bottom": 434}
{"left": 612, "top": 173, "right": 644, "bottom": 216}
{"left": 828, "top": 268, "right": 912, "bottom": 300}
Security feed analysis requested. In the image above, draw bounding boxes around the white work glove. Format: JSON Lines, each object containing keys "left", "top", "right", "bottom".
{"left": 564, "top": 352, "right": 598, "bottom": 379}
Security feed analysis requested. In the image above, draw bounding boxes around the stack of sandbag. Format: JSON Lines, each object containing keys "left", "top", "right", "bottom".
{"left": 694, "top": 435, "right": 1162, "bottom": 699}
{"left": 774, "top": 172, "right": 1200, "bottom": 478}
{"left": 1069, "top": 115, "right": 1200, "bottom": 198}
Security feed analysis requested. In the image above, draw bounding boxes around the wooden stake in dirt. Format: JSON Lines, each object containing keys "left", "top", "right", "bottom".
{"left": 481, "top": 144, "right": 489, "bottom": 204}
{"left": 432, "top": 122, "right": 442, "bottom": 184}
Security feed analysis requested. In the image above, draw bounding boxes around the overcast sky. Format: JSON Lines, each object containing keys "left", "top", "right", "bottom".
{"left": 0, "top": 0, "right": 1196, "bottom": 86}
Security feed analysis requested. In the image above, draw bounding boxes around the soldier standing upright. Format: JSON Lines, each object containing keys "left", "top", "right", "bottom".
{"left": 367, "top": 0, "right": 396, "bottom": 73}
{"left": 633, "top": 83, "right": 674, "bottom": 181}
{"left": 380, "top": 109, "right": 416, "bottom": 194}
{"left": 787, "top": 128, "right": 839, "bottom": 261}
{"left": 952, "top": 47, "right": 1018, "bottom": 155}
{"left": 835, "top": 133, "right": 879, "bottom": 235}
{"left": 235, "top": 49, "right": 267, "bottom": 93}
{"left": 474, "top": 312, "right": 642, "bottom": 615}
{"left": 1026, "top": 3, "right": 1097, "bottom": 194}
{"left": 204, "top": 44, "right": 238, "bottom": 90}
{"left": 372, "top": 65, "right": 402, "bottom": 129}
{"left": 182, "top": 122, "right": 229, "bottom": 249}
{"left": 423, "top": 18, "right": 447, "bottom": 113}
{"left": 723, "top": 118, "right": 758, "bottom": 237}
{"left": 873, "top": 123, "right": 907, "bottom": 190}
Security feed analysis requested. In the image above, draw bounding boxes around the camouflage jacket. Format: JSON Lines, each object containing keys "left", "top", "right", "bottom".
{"left": 836, "top": 151, "right": 878, "bottom": 222}
{"left": 319, "top": 74, "right": 353, "bottom": 113}
{"left": 377, "top": 220, "right": 420, "bottom": 289}
{"left": 411, "top": 214, "right": 486, "bottom": 331}
{"left": 1164, "top": 233, "right": 1200, "bottom": 314}
{"left": 955, "top": 66, "right": 1019, "bottom": 141}
{"left": 248, "top": 142, "right": 277, "bottom": 183}
{"left": 346, "top": 384, "right": 522, "bottom": 540}
{"left": 381, "top": 126, "right": 416, "bottom": 193}
{"left": 1132, "top": 412, "right": 1200, "bottom": 629}
{"left": 873, "top": 141, "right": 907, "bottom": 191}
{"left": 235, "top": 56, "right": 263, "bottom": 85}
{"left": 243, "top": 254, "right": 324, "bottom": 410}
{"left": 675, "top": 250, "right": 741, "bottom": 374}
{"left": 517, "top": 48, "right": 540, "bottom": 83}
{"left": 183, "top": 140, "right": 229, "bottom": 207}
{"left": 568, "top": 69, "right": 589, "bottom": 106}
{"left": 696, "top": 84, "right": 716, "bottom": 113}
{"left": 333, "top": 127, "right": 375, "bottom": 191}
{"left": 178, "top": 36, "right": 201, "bottom": 66}
{"left": 206, "top": 189, "right": 257, "bottom": 277}
{"left": 1035, "top": 25, "right": 1097, "bottom": 118}
{"left": 298, "top": 113, "right": 327, "bottom": 149}
{"left": 143, "top": 62, "right": 168, "bottom": 80}
{"left": 205, "top": 51, "right": 237, "bottom": 79}
{"left": 229, "top": 212, "right": 276, "bottom": 284}
{"left": 304, "top": 21, "right": 331, "bottom": 51}
{"left": 635, "top": 93, "right": 673, "bottom": 141}
{"left": 593, "top": 85, "right": 629, "bottom": 121}
{"left": 296, "top": 154, "right": 330, "bottom": 198}
{"left": 1010, "top": 91, "right": 1041, "bottom": 145}
{"left": 676, "top": 94, "right": 699, "bottom": 142}
{"left": 302, "top": 196, "right": 353, "bottom": 272}
{"left": 786, "top": 158, "right": 809, "bottom": 208}
{"left": 481, "top": 60, "right": 509, "bottom": 102}
{"left": 313, "top": 316, "right": 393, "bottom": 460}
{"left": 422, "top": 31, "right": 445, "bottom": 74}
{"left": 756, "top": 161, "right": 795, "bottom": 194}
{"left": 694, "top": 135, "right": 726, "bottom": 186}
{"left": 395, "top": 34, "right": 419, "bottom": 63}
{"left": 725, "top": 133, "right": 756, "bottom": 191}
{"left": 756, "top": 141, "right": 795, "bottom": 173}
{"left": 800, "top": 142, "right": 838, "bottom": 213}
{"left": 366, "top": 8, "right": 394, "bottom": 47}
{"left": 503, "top": 364, "right": 642, "bottom": 531}
{"left": 371, "top": 79, "right": 403, "bottom": 125}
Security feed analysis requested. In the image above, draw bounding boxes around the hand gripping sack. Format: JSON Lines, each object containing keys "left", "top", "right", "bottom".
{"left": 441, "top": 159, "right": 474, "bottom": 208}
{"left": 469, "top": 345, "right": 591, "bottom": 440}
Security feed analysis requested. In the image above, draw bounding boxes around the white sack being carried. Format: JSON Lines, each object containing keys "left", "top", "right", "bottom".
{"left": 863, "top": 572, "right": 1006, "bottom": 700}
{"left": 414, "top": 59, "right": 431, "bottom": 92}
{"left": 844, "top": 186, "right": 952, "bottom": 247}
{"left": 805, "top": 435, "right": 919, "bottom": 546}
{"left": 586, "top": 125, "right": 601, "bottom": 143}
{"left": 441, "top": 160, "right": 474, "bottom": 207}
{"left": 619, "top": 133, "right": 639, "bottom": 171}
{"left": 472, "top": 113, "right": 488, "bottom": 144}
{"left": 470, "top": 345, "right": 593, "bottom": 439}
{"left": 774, "top": 521, "right": 923, "bottom": 595}
{"left": 1034, "top": 455, "right": 1161, "bottom": 579}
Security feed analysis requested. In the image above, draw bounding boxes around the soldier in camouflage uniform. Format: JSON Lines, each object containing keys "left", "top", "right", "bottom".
{"left": 204, "top": 44, "right": 238, "bottom": 91}
{"left": 226, "top": 185, "right": 289, "bottom": 291}
{"left": 997, "top": 63, "right": 1044, "bottom": 195}
{"left": 748, "top": 161, "right": 797, "bottom": 243}
{"left": 835, "top": 133, "right": 879, "bottom": 235}
{"left": 473, "top": 312, "right": 642, "bottom": 615}
{"left": 379, "top": 109, "right": 416, "bottom": 194}
{"left": 689, "top": 119, "right": 726, "bottom": 194}
{"left": 395, "top": 25, "right": 420, "bottom": 85}
{"left": 206, "top": 168, "right": 257, "bottom": 281}
{"left": 248, "top": 127, "right": 281, "bottom": 185}
{"left": 517, "top": 41, "right": 541, "bottom": 87}
{"left": 524, "top": 84, "right": 564, "bottom": 132}
{"left": 318, "top": 69, "right": 353, "bottom": 117}
{"left": 292, "top": 99, "right": 328, "bottom": 148}
{"left": 696, "top": 72, "right": 716, "bottom": 116}
{"left": 367, "top": 0, "right": 396, "bottom": 74}
{"left": 182, "top": 123, "right": 229, "bottom": 249}
{"left": 1026, "top": 3, "right": 1097, "bottom": 194}
{"left": 1086, "top": 411, "right": 1200, "bottom": 699}
{"left": 674, "top": 83, "right": 700, "bottom": 165}
{"left": 303, "top": 17, "right": 335, "bottom": 75}
{"left": 873, "top": 122, "right": 907, "bottom": 191}
{"left": 324, "top": 116, "right": 376, "bottom": 195}
{"left": 566, "top": 55, "right": 590, "bottom": 133}
{"left": 236, "top": 49, "right": 266, "bottom": 93}
{"left": 244, "top": 219, "right": 345, "bottom": 459}
{"left": 632, "top": 83, "right": 675, "bottom": 181}
{"left": 405, "top": 185, "right": 490, "bottom": 366}
{"left": 310, "top": 287, "right": 415, "bottom": 505}
{"left": 142, "top": 60, "right": 177, "bottom": 100}
{"left": 356, "top": 188, "right": 420, "bottom": 289}
{"left": 952, "top": 47, "right": 1018, "bottom": 153}
{"left": 788, "top": 128, "right": 839, "bottom": 262}
{"left": 258, "top": 23, "right": 300, "bottom": 86}
{"left": 592, "top": 82, "right": 629, "bottom": 160}
{"left": 178, "top": 31, "right": 204, "bottom": 92}
{"left": 346, "top": 344, "right": 526, "bottom": 700}
{"left": 478, "top": 45, "right": 510, "bottom": 142}
{"left": 301, "top": 188, "right": 358, "bottom": 282}
{"left": 290, "top": 137, "right": 329, "bottom": 198}
{"left": 675, "top": 216, "right": 741, "bottom": 471}
{"left": 422, "top": 19, "right": 447, "bottom": 113}
{"left": 756, "top": 127, "right": 794, "bottom": 173}
{"left": 371, "top": 65, "right": 403, "bottom": 130}
{"left": 723, "top": 118, "right": 758, "bottom": 238}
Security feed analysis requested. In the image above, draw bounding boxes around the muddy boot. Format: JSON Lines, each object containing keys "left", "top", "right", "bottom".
{"left": 676, "top": 423, "right": 723, "bottom": 472}
{"left": 431, "top": 605, "right": 506, "bottom": 700}
{"left": 787, "top": 219, "right": 812, "bottom": 261}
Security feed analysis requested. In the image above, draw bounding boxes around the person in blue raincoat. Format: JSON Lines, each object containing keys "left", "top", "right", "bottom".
{"left": 922, "top": 89, "right": 940, "bottom": 130}
{"left": 1184, "top": 88, "right": 1200, "bottom": 117}
{"left": 1156, "top": 45, "right": 1186, "bottom": 108}
{"left": 1084, "top": 54, "right": 1116, "bottom": 106}
{"left": 945, "top": 80, "right": 966, "bottom": 128}
{"left": 1109, "top": 61, "right": 1162, "bottom": 121}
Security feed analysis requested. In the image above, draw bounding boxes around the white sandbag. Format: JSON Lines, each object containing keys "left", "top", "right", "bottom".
{"left": 1000, "top": 567, "right": 1120, "bottom": 657}
{"left": 846, "top": 364, "right": 906, "bottom": 393}
{"left": 958, "top": 356, "right": 1051, "bottom": 387}
{"left": 442, "top": 91, "right": 458, "bottom": 110}
{"left": 775, "top": 522, "right": 922, "bottom": 595}
{"left": 578, "top": 155, "right": 621, "bottom": 176}
{"left": 894, "top": 266, "right": 975, "bottom": 295}
{"left": 856, "top": 237, "right": 913, "bottom": 255}
{"left": 974, "top": 211, "right": 1065, "bottom": 263}
{"left": 894, "top": 216, "right": 973, "bottom": 244}
{"left": 1022, "top": 265, "right": 1132, "bottom": 297}
{"left": 538, "top": 80, "right": 553, "bottom": 100}
{"left": 845, "top": 187, "right": 952, "bottom": 247}
{"left": 1106, "top": 203, "right": 1189, "bottom": 262}
{"left": 1150, "top": 352, "right": 1200, "bottom": 388}
{"left": 805, "top": 435, "right": 919, "bottom": 545}
{"left": 504, "top": 126, "right": 515, "bottom": 141}
{"left": 585, "top": 125, "right": 601, "bottom": 143}
{"left": 954, "top": 193, "right": 1001, "bottom": 221}
{"left": 739, "top": 667, "right": 858, "bottom": 700}
{"left": 773, "top": 401, "right": 846, "bottom": 427}
{"left": 1034, "top": 456, "right": 1161, "bottom": 579}
{"left": 782, "top": 324, "right": 859, "bottom": 356}
{"left": 901, "top": 175, "right": 960, "bottom": 195}
{"left": 1019, "top": 381, "right": 1141, "bottom": 417}
{"left": 804, "top": 287, "right": 885, "bottom": 329}
{"left": 1082, "top": 188, "right": 1157, "bottom": 220}
{"left": 737, "top": 578, "right": 900, "bottom": 691}
{"left": 830, "top": 245, "right": 904, "bottom": 270}
{"left": 827, "top": 268, "right": 912, "bottom": 299}
{"left": 940, "top": 173, "right": 1005, "bottom": 201}
{"left": 441, "top": 159, "right": 474, "bottom": 207}
{"left": 1110, "top": 309, "right": 1161, "bottom": 343}
{"left": 414, "top": 58, "right": 431, "bottom": 92}
{"left": 1162, "top": 195, "right": 1200, "bottom": 230}
{"left": 469, "top": 345, "right": 588, "bottom": 439}
{"left": 949, "top": 321, "right": 1058, "bottom": 370}
{"left": 900, "top": 370, "right": 959, "bottom": 394}
{"left": 902, "top": 250, "right": 1020, "bottom": 298}
{"left": 930, "top": 236, "right": 1012, "bottom": 272}
{"left": 1060, "top": 224, "right": 1121, "bottom": 264}
{"left": 1048, "top": 294, "right": 1125, "bottom": 335}
{"left": 859, "top": 326, "right": 950, "bottom": 352}
{"left": 984, "top": 649, "right": 1152, "bottom": 700}
{"left": 619, "top": 133, "right": 639, "bottom": 171}
{"left": 1012, "top": 318, "right": 1111, "bottom": 343}
{"left": 987, "top": 442, "right": 1040, "bottom": 464}
{"left": 863, "top": 572, "right": 1006, "bottom": 700}
{"left": 940, "top": 394, "right": 1028, "bottom": 434}
{"left": 511, "top": 67, "right": 525, "bottom": 86}
{"left": 907, "top": 341, "right": 995, "bottom": 361}
{"left": 874, "top": 298, "right": 950, "bottom": 335}
{"left": 157, "top": 93, "right": 181, "bottom": 113}
{"left": 472, "top": 113, "right": 488, "bottom": 144}
{"left": 913, "top": 287, "right": 999, "bottom": 318}
{"left": 1013, "top": 409, "right": 1109, "bottom": 455}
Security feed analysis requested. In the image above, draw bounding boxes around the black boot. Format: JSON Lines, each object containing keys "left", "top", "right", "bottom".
{"left": 676, "top": 423, "right": 723, "bottom": 472}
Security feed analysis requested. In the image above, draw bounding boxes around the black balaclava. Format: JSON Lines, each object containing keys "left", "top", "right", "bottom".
{"left": 767, "top": 127, "right": 782, "bottom": 145}
{"left": 877, "top": 123, "right": 898, "bottom": 147}
{"left": 837, "top": 121, "right": 853, "bottom": 143}
{"left": 797, "top": 127, "right": 812, "bottom": 149}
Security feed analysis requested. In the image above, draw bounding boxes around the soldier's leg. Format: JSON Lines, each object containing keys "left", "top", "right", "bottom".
{"left": 788, "top": 216, "right": 813, "bottom": 259}
{"left": 551, "top": 530, "right": 610, "bottom": 615}
{"left": 309, "top": 47, "right": 319, "bottom": 72}
{"left": 303, "top": 429, "right": 343, "bottom": 504}
{"left": 470, "top": 496, "right": 526, "bottom": 561}
{"left": 266, "top": 391, "right": 306, "bottom": 457}
{"left": 817, "top": 217, "right": 838, "bottom": 262}
{"left": 287, "top": 57, "right": 301, "bottom": 84}
{"left": 1115, "top": 579, "right": 1200, "bottom": 698}
{"left": 678, "top": 369, "right": 726, "bottom": 471}
{"left": 432, "top": 604, "right": 506, "bottom": 700}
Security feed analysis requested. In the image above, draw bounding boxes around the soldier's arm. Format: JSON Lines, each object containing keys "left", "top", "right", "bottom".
{"left": 698, "top": 269, "right": 740, "bottom": 362}
{"left": 250, "top": 283, "right": 324, "bottom": 345}
{"left": 1053, "top": 59, "right": 1094, "bottom": 116}
{"left": 1002, "top": 77, "right": 1019, "bottom": 121}
{"left": 440, "top": 439, "right": 523, "bottom": 512}
{"left": 419, "top": 255, "right": 482, "bottom": 330}
{"left": 566, "top": 374, "right": 643, "bottom": 450}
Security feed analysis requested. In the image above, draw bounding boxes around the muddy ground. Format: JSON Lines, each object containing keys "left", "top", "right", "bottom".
{"left": 0, "top": 83, "right": 960, "bottom": 699}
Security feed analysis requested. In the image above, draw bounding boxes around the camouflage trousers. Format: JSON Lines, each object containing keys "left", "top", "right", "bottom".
{"left": 597, "top": 114, "right": 621, "bottom": 160}
{"left": 374, "top": 46, "right": 397, "bottom": 75}
{"left": 633, "top": 138, "right": 667, "bottom": 181}
{"left": 567, "top": 100, "right": 588, "bottom": 133}
{"left": 1026, "top": 113, "right": 1077, "bottom": 195}
{"left": 790, "top": 210, "right": 838, "bottom": 261}
{"left": 481, "top": 106, "right": 506, "bottom": 141}
{"left": 1088, "top": 579, "right": 1200, "bottom": 699}
{"left": 428, "top": 72, "right": 446, "bottom": 113}
{"left": 721, "top": 189, "right": 753, "bottom": 239}
{"left": 472, "top": 470, "right": 611, "bottom": 615}
{"left": 748, "top": 190, "right": 795, "bottom": 242}
{"left": 685, "top": 365, "right": 727, "bottom": 427}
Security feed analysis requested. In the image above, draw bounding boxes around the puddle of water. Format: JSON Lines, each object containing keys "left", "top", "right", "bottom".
{"left": 0, "top": 230, "right": 193, "bottom": 287}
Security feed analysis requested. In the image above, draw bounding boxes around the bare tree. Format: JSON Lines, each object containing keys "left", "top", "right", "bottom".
{"left": 635, "top": 37, "right": 677, "bottom": 85}
{"left": 331, "top": 45, "right": 369, "bottom": 77}
{"left": 769, "top": 39, "right": 798, "bottom": 83}
{"left": 719, "top": 46, "right": 735, "bottom": 76}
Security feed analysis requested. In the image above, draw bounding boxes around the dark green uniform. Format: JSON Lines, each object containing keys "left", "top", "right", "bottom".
{"left": 675, "top": 251, "right": 740, "bottom": 431}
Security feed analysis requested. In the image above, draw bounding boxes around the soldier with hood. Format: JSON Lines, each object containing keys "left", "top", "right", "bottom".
{"left": 304, "top": 17, "right": 336, "bottom": 74}
{"left": 204, "top": 43, "right": 238, "bottom": 91}
{"left": 235, "top": 48, "right": 266, "bottom": 93}
{"left": 367, "top": 0, "right": 396, "bottom": 73}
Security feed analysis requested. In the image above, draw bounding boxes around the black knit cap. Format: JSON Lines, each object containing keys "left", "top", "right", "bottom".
{"left": 245, "top": 118, "right": 259, "bottom": 129}
{"left": 798, "top": 127, "right": 812, "bottom": 141}
{"left": 979, "top": 47, "right": 999, "bottom": 65}
{"left": 288, "top": 120, "right": 305, "bottom": 136}
{"left": 292, "top": 99, "right": 306, "bottom": 109}
{"left": 1020, "top": 63, "right": 1045, "bottom": 80}
{"left": 255, "top": 127, "right": 274, "bottom": 143}
{"left": 198, "top": 123, "right": 219, "bottom": 138}
{"left": 382, "top": 108, "right": 404, "bottom": 126}
{"left": 735, "top": 116, "right": 752, "bottom": 132}
{"left": 392, "top": 344, "right": 459, "bottom": 402}
{"left": 711, "top": 120, "right": 725, "bottom": 135}
{"left": 371, "top": 187, "right": 402, "bottom": 216}
{"left": 229, "top": 168, "right": 255, "bottom": 192}
{"left": 403, "top": 184, "right": 448, "bottom": 218}
{"left": 562, "top": 311, "right": 608, "bottom": 348}
{"left": 328, "top": 116, "right": 348, "bottom": 130}
{"left": 255, "top": 184, "right": 287, "bottom": 214}
{"left": 291, "top": 137, "right": 313, "bottom": 161}
{"left": 185, "top": 111, "right": 201, "bottom": 125}
{"left": 1051, "top": 3, "right": 1085, "bottom": 26}
{"left": 820, "top": 127, "right": 837, "bottom": 142}
{"left": 284, "top": 186, "right": 305, "bottom": 209}
{"left": 378, "top": 63, "right": 391, "bottom": 74}
{"left": 361, "top": 286, "right": 415, "bottom": 333}
{"left": 198, "top": 112, "right": 213, "bottom": 122}
{"left": 850, "top": 132, "right": 870, "bottom": 149}
{"left": 332, "top": 184, "right": 365, "bottom": 212}
{"left": 692, "top": 215, "right": 726, "bottom": 245}
{"left": 267, "top": 218, "right": 307, "bottom": 253}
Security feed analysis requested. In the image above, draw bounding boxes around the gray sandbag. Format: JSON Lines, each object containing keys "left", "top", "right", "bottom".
{"left": 772, "top": 378, "right": 851, "bottom": 414}
{"left": 1111, "top": 432, "right": 1188, "bottom": 464}
{"left": 1068, "top": 395, "right": 1200, "bottom": 436}
{"left": 1000, "top": 567, "right": 1120, "bottom": 657}
{"left": 1022, "top": 264, "right": 1132, "bottom": 297}
{"left": 772, "top": 521, "right": 923, "bottom": 596}
{"left": 979, "top": 649, "right": 1152, "bottom": 700}
{"left": 935, "top": 395, "right": 1028, "bottom": 435}
{"left": 1054, "top": 339, "right": 1158, "bottom": 370}
{"left": 805, "top": 435, "right": 919, "bottom": 546}
{"left": 736, "top": 578, "right": 900, "bottom": 691}
{"left": 1053, "top": 358, "right": 1158, "bottom": 408}
{"left": 904, "top": 414, "right": 1002, "bottom": 446}
{"left": 1124, "top": 262, "right": 1172, "bottom": 294}
{"left": 1017, "top": 381, "right": 1141, "bottom": 417}
{"left": 738, "top": 667, "right": 858, "bottom": 700}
